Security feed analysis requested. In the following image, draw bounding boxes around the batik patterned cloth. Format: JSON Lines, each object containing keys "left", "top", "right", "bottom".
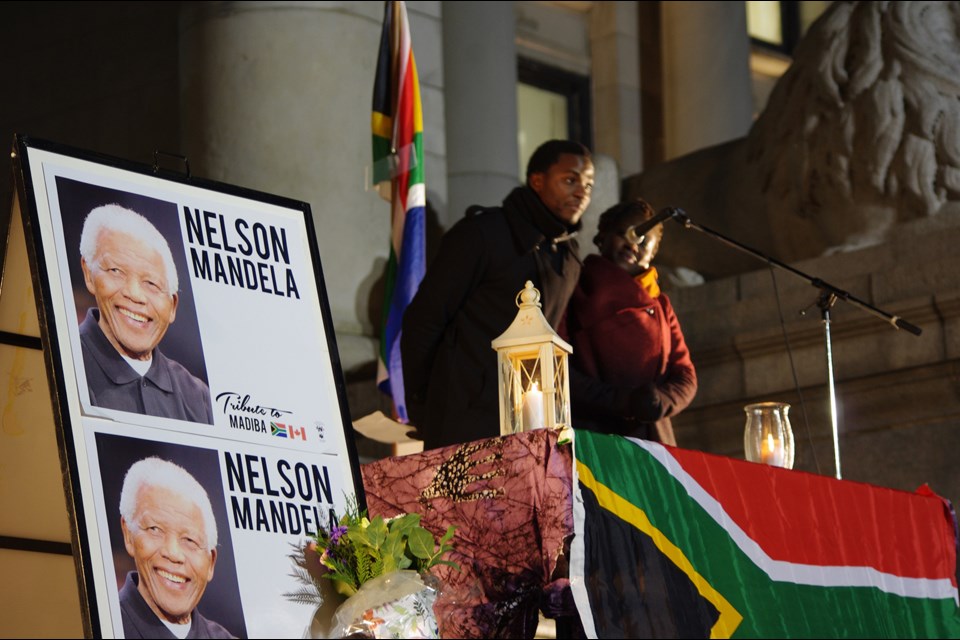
{"left": 361, "top": 429, "right": 575, "bottom": 639}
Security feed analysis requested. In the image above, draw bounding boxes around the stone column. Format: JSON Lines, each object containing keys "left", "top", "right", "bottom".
{"left": 660, "top": 1, "right": 753, "bottom": 159}
{"left": 442, "top": 1, "right": 519, "bottom": 227}
{"left": 179, "top": 1, "right": 445, "bottom": 380}
{"left": 590, "top": 2, "right": 643, "bottom": 177}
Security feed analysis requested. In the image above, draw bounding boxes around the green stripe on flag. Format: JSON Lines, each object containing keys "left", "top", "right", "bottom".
{"left": 574, "top": 431, "right": 960, "bottom": 638}
{"left": 408, "top": 130, "right": 424, "bottom": 186}
{"left": 372, "top": 134, "right": 393, "bottom": 186}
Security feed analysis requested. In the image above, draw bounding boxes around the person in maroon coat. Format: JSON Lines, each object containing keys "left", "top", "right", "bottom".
{"left": 564, "top": 198, "right": 697, "bottom": 445}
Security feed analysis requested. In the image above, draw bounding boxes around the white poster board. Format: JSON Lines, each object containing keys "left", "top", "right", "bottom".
{"left": 9, "top": 136, "right": 365, "bottom": 638}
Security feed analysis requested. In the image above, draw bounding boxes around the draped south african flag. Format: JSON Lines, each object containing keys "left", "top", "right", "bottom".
{"left": 372, "top": 0, "right": 425, "bottom": 423}
{"left": 570, "top": 430, "right": 960, "bottom": 638}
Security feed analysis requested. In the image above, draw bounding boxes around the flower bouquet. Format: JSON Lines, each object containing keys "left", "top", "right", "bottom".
{"left": 287, "top": 498, "right": 457, "bottom": 639}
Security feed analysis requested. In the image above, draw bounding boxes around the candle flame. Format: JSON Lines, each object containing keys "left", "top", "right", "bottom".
{"left": 761, "top": 432, "right": 783, "bottom": 466}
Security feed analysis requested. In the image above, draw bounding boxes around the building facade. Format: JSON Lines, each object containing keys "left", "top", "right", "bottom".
{"left": 3, "top": 2, "right": 959, "bottom": 636}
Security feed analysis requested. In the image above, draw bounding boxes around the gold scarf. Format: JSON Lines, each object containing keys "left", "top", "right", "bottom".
{"left": 634, "top": 266, "right": 660, "bottom": 299}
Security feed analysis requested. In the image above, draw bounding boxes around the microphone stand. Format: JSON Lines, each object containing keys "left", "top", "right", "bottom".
{"left": 667, "top": 209, "right": 922, "bottom": 480}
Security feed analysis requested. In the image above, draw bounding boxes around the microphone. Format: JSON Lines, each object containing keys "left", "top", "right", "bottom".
{"left": 624, "top": 207, "right": 685, "bottom": 244}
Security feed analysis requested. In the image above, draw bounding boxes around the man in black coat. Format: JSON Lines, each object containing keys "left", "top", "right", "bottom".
{"left": 401, "top": 140, "right": 594, "bottom": 450}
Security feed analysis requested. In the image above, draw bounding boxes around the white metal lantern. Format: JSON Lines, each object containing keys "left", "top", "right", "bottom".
{"left": 491, "top": 281, "right": 572, "bottom": 436}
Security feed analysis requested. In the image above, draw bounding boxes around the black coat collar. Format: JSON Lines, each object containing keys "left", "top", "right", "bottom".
{"left": 501, "top": 186, "right": 582, "bottom": 255}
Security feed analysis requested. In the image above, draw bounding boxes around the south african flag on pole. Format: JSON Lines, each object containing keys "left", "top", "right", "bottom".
{"left": 570, "top": 430, "right": 960, "bottom": 638}
{"left": 371, "top": 0, "right": 425, "bottom": 424}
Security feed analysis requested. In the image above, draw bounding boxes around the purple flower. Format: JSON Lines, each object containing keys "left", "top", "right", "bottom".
{"left": 329, "top": 525, "right": 348, "bottom": 544}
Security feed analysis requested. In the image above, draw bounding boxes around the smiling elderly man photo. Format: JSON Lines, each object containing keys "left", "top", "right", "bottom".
{"left": 78, "top": 204, "right": 213, "bottom": 424}
{"left": 118, "top": 456, "right": 235, "bottom": 639}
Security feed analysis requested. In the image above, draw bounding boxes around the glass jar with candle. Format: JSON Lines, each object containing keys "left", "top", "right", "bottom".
{"left": 743, "top": 402, "right": 795, "bottom": 469}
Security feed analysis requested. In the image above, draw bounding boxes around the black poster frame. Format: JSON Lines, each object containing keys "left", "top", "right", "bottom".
{"left": 8, "top": 135, "right": 366, "bottom": 638}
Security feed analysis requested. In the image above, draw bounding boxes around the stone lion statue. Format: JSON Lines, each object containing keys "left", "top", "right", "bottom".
{"left": 627, "top": 1, "right": 960, "bottom": 279}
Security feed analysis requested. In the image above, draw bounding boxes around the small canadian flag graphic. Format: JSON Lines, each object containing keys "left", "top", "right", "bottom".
{"left": 271, "top": 422, "right": 306, "bottom": 440}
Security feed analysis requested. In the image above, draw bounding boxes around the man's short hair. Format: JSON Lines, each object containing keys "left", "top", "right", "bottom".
{"left": 525, "top": 139, "right": 592, "bottom": 184}
{"left": 79, "top": 204, "right": 179, "bottom": 295}
{"left": 119, "top": 457, "right": 218, "bottom": 551}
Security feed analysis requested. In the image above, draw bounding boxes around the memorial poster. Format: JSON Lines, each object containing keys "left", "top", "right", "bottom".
{"left": 11, "top": 137, "right": 364, "bottom": 638}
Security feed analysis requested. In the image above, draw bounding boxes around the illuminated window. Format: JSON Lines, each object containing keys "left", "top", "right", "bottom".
{"left": 747, "top": 1, "right": 783, "bottom": 45}
{"left": 747, "top": 1, "right": 831, "bottom": 116}
{"left": 746, "top": 1, "right": 830, "bottom": 54}
{"left": 515, "top": 57, "right": 591, "bottom": 182}
{"left": 517, "top": 84, "right": 568, "bottom": 183}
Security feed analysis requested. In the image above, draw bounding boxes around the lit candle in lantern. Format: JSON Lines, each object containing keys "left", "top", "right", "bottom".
{"left": 761, "top": 432, "right": 785, "bottom": 467}
{"left": 522, "top": 382, "right": 545, "bottom": 429}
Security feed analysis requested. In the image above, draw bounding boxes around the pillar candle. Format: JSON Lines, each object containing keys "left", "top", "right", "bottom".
{"left": 522, "top": 382, "right": 545, "bottom": 430}
{"left": 761, "top": 432, "right": 784, "bottom": 467}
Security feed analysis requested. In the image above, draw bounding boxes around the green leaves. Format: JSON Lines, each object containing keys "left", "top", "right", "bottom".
{"left": 299, "top": 500, "right": 460, "bottom": 600}
{"left": 421, "top": 525, "right": 459, "bottom": 573}
{"left": 406, "top": 527, "right": 434, "bottom": 559}
{"left": 381, "top": 531, "right": 405, "bottom": 574}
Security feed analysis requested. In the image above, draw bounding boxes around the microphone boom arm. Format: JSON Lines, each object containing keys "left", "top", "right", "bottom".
{"left": 667, "top": 208, "right": 922, "bottom": 480}
{"left": 669, "top": 209, "right": 921, "bottom": 335}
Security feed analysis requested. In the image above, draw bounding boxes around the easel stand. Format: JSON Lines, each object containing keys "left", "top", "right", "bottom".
{"left": 667, "top": 209, "right": 922, "bottom": 479}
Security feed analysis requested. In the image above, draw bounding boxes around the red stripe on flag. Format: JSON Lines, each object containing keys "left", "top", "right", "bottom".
{"left": 394, "top": 50, "right": 415, "bottom": 210}
{"left": 667, "top": 446, "right": 958, "bottom": 583}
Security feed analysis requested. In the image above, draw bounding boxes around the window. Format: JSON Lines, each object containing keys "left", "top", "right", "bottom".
{"left": 746, "top": 1, "right": 830, "bottom": 55}
{"left": 747, "top": 1, "right": 784, "bottom": 46}
{"left": 747, "top": 1, "right": 831, "bottom": 115}
{"left": 516, "top": 57, "right": 592, "bottom": 181}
